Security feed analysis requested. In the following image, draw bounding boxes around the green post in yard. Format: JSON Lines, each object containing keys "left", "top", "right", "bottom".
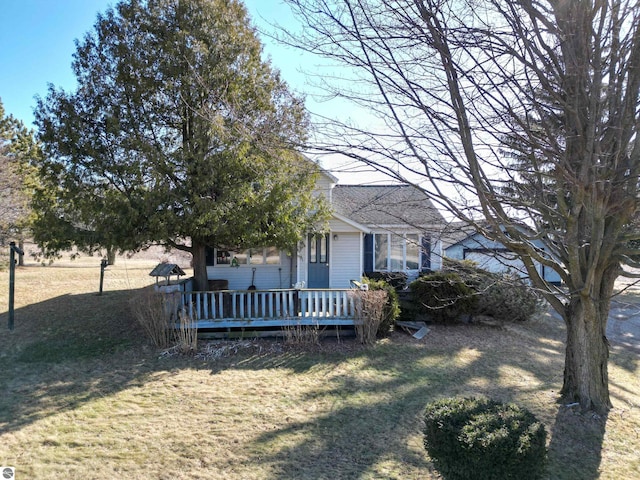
{"left": 8, "top": 241, "right": 24, "bottom": 330}
{"left": 99, "top": 258, "right": 108, "bottom": 295}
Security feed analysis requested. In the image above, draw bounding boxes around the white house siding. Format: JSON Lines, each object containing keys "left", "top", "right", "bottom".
{"left": 445, "top": 243, "right": 465, "bottom": 261}
{"left": 328, "top": 216, "right": 365, "bottom": 288}
{"left": 328, "top": 217, "right": 363, "bottom": 234}
{"left": 330, "top": 231, "right": 362, "bottom": 288}
{"left": 464, "top": 250, "right": 528, "bottom": 275}
{"left": 294, "top": 216, "right": 365, "bottom": 288}
{"left": 206, "top": 253, "right": 295, "bottom": 290}
{"left": 446, "top": 234, "right": 531, "bottom": 277}
{"left": 313, "top": 172, "right": 336, "bottom": 202}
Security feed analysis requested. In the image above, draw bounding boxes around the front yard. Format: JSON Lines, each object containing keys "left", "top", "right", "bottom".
{"left": 0, "top": 256, "right": 638, "bottom": 479}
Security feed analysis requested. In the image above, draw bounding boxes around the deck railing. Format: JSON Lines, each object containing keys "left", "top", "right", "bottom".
{"left": 176, "top": 288, "right": 357, "bottom": 327}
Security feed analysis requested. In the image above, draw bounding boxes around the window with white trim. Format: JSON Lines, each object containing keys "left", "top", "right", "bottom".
{"left": 215, "top": 247, "right": 280, "bottom": 266}
{"left": 374, "top": 233, "right": 420, "bottom": 271}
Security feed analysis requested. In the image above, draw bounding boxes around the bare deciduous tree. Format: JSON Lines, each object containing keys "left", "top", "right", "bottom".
{"left": 283, "top": 0, "right": 640, "bottom": 413}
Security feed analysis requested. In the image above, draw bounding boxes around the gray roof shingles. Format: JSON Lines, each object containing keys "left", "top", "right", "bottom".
{"left": 331, "top": 185, "right": 444, "bottom": 228}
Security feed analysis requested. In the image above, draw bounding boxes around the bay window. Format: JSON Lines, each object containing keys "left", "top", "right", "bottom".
{"left": 374, "top": 233, "right": 421, "bottom": 271}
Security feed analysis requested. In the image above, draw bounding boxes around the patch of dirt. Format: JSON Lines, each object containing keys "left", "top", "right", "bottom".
{"left": 156, "top": 325, "right": 514, "bottom": 363}
{"left": 156, "top": 330, "right": 429, "bottom": 360}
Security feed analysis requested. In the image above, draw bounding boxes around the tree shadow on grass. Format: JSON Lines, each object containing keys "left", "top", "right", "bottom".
{"left": 546, "top": 407, "right": 607, "bottom": 480}
{"left": 208, "top": 321, "right": 610, "bottom": 480}
{"left": 0, "top": 287, "right": 179, "bottom": 435}
{"left": 229, "top": 347, "right": 487, "bottom": 478}
{"left": 0, "top": 292, "right": 615, "bottom": 479}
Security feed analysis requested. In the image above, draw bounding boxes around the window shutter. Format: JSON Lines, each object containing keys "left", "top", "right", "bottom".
{"left": 363, "top": 233, "right": 373, "bottom": 273}
{"left": 205, "top": 246, "right": 216, "bottom": 266}
{"left": 421, "top": 237, "right": 431, "bottom": 271}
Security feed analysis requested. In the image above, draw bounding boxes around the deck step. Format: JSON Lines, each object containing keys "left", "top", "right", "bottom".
{"left": 396, "top": 320, "right": 430, "bottom": 339}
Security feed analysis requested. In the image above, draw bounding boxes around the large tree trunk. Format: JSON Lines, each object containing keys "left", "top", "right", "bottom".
{"left": 106, "top": 247, "right": 117, "bottom": 266}
{"left": 561, "top": 298, "right": 610, "bottom": 413}
{"left": 191, "top": 239, "right": 209, "bottom": 292}
{"left": 561, "top": 268, "right": 617, "bottom": 414}
{"left": 18, "top": 238, "right": 24, "bottom": 266}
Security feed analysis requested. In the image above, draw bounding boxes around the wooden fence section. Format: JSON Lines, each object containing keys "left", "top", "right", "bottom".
{"left": 178, "top": 288, "right": 358, "bottom": 329}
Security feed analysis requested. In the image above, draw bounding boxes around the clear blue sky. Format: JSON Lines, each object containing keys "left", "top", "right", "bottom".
{"left": 0, "top": 0, "right": 111, "bottom": 126}
{"left": 0, "top": 0, "right": 384, "bottom": 183}
{"left": 0, "top": 0, "right": 308, "bottom": 127}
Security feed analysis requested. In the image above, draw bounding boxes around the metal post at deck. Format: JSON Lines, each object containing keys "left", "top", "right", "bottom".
{"left": 8, "top": 242, "right": 24, "bottom": 330}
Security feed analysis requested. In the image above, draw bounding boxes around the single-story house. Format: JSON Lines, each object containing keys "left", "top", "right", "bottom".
{"left": 171, "top": 170, "right": 445, "bottom": 331}
{"left": 203, "top": 170, "right": 445, "bottom": 291}
{"left": 443, "top": 224, "right": 562, "bottom": 284}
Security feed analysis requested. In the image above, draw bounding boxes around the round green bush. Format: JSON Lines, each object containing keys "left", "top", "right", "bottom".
{"left": 423, "top": 397, "right": 547, "bottom": 480}
{"left": 410, "top": 272, "right": 477, "bottom": 323}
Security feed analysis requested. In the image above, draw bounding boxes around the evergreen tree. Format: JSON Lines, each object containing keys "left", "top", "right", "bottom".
{"left": 34, "top": 0, "right": 327, "bottom": 288}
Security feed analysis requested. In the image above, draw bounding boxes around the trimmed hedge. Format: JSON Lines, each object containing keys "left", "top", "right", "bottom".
{"left": 423, "top": 397, "right": 547, "bottom": 480}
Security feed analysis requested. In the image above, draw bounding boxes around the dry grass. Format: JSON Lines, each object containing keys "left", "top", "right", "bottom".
{"left": 0, "top": 253, "right": 639, "bottom": 479}
{"left": 283, "top": 322, "right": 322, "bottom": 346}
{"left": 175, "top": 307, "right": 198, "bottom": 354}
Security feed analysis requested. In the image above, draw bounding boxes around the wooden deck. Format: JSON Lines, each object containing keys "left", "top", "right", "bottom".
{"left": 175, "top": 288, "right": 359, "bottom": 330}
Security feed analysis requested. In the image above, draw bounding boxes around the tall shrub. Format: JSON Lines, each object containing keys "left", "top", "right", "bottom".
{"left": 363, "top": 271, "right": 408, "bottom": 290}
{"left": 362, "top": 277, "right": 400, "bottom": 336}
{"left": 175, "top": 307, "right": 198, "bottom": 354}
{"left": 129, "top": 289, "right": 179, "bottom": 348}
{"left": 351, "top": 289, "right": 388, "bottom": 345}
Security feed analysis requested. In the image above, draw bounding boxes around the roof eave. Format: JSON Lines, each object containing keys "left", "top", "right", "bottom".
{"left": 332, "top": 212, "right": 372, "bottom": 233}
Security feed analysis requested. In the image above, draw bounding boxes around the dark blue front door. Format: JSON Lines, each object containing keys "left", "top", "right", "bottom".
{"left": 308, "top": 234, "right": 329, "bottom": 288}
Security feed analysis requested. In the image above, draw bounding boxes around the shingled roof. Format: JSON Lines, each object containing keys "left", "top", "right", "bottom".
{"left": 331, "top": 185, "right": 444, "bottom": 228}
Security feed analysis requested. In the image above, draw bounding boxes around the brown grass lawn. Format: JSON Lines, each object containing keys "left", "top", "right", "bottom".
{"left": 0, "top": 253, "right": 639, "bottom": 479}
